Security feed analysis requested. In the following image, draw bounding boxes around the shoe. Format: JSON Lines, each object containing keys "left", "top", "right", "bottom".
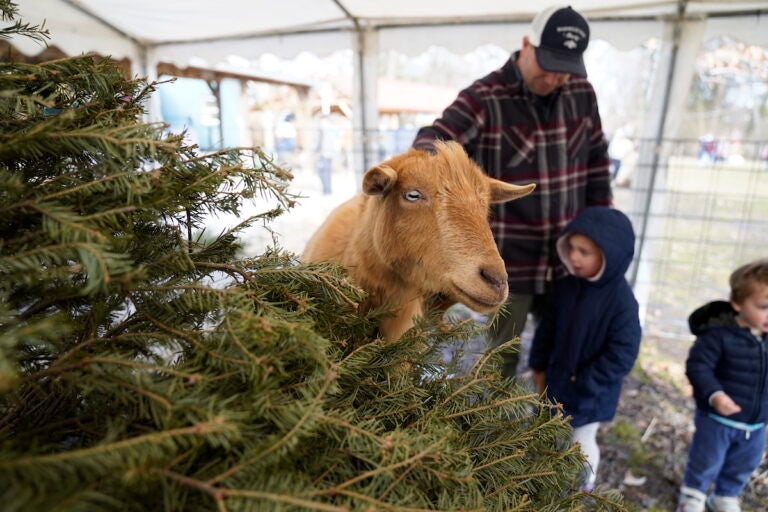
{"left": 577, "top": 467, "right": 596, "bottom": 492}
{"left": 705, "top": 495, "right": 741, "bottom": 512}
{"left": 676, "top": 486, "right": 706, "bottom": 512}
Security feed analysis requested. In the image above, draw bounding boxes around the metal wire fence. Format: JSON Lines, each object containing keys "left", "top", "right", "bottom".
{"left": 618, "top": 137, "right": 767, "bottom": 342}
{"left": 253, "top": 129, "right": 767, "bottom": 345}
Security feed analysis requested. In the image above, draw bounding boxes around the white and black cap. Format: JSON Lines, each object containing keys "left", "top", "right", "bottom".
{"left": 529, "top": 5, "right": 590, "bottom": 77}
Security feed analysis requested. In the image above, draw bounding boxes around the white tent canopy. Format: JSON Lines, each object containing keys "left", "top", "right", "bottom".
{"left": 15, "top": 1, "right": 768, "bottom": 61}
{"left": 16, "top": 0, "right": 768, "bottom": 172}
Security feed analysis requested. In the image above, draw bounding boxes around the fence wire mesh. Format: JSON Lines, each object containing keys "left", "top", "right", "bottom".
{"left": 252, "top": 131, "right": 767, "bottom": 346}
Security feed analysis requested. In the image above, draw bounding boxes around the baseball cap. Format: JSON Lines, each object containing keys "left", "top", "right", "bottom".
{"left": 529, "top": 5, "right": 590, "bottom": 77}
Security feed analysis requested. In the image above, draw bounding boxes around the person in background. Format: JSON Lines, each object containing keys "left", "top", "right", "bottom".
{"left": 314, "top": 112, "right": 342, "bottom": 195}
{"left": 607, "top": 124, "right": 635, "bottom": 182}
{"left": 275, "top": 112, "right": 298, "bottom": 167}
{"left": 528, "top": 206, "right": 642, "bottom": 491}
{"left": 412, "top": 5, "right": 612, "bottom": 378}
{"left": 676, "top": 259, "right": 768, "bottom": 512}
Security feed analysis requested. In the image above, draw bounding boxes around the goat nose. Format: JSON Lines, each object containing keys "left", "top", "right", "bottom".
{"left": 480, "top": 266, "right": 508, "bottom": 292}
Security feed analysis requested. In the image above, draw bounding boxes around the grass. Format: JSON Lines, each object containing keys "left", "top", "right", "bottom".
{"left": 635, "top": 155, "right": 768, "bottom": 343}
{"left": 634, "top": 343, "right": 689, "bottom": 394}
{"left": 603, "top": 420, "right": 655, "bottom": 474}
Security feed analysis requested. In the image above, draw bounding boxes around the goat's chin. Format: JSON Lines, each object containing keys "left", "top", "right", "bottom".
{"left": 449, "top": 283, "right": 508, "bottom": 313}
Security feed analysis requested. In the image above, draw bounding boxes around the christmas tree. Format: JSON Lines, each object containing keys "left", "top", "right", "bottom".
{"left": 0, "top": 2, "right": 626, "bottom": 510}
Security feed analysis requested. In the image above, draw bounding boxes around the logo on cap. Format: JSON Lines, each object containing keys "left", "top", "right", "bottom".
{"left": 557, "top": 26, "right": 586, "bottom": 50}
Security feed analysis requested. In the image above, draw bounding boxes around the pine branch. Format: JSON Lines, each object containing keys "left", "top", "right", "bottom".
{"left": 1, "top": 418, "right": 237, "bottom": 472}
{"left": 0, "top": 0, "right": 48, "bottom": 45}
{"left": 0, "top": 3, "right": 628, "bottom": 510}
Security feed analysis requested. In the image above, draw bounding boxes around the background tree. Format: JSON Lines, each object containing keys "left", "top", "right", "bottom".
{"left": 0, "top": 2, "right": 625, "bottom": 510}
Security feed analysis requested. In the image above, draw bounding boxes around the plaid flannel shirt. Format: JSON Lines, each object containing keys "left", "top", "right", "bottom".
{"left": 413, "top": 54, "right": 612, "bottom": 294}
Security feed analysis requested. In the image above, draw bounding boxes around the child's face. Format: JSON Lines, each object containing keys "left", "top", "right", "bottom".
{"left": 732, "top": 284, "right": 768, "bottom": 335}
{"left": 566, "top": 233, "right": 604, "bottom": 279}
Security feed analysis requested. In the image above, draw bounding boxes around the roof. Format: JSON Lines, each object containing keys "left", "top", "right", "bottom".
{"left": 156, "top": 62, "right": 314, "bottom": 90}
{"left": 15, "top": 0, "right": 768, "bottom": 66}
{"left": 377, "top": 78, "right": 457, "bottom": 114}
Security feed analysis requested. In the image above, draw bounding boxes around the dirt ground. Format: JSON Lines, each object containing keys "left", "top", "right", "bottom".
{"left": 596, "top": 337, "right": 768, "bottom": 512}
{"left": 441, "top": 312, "right": 767, "bottom": 512}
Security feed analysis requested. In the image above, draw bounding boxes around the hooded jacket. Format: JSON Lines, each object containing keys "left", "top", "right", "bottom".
{"left": 529, "top": 206, "right": 641, "bottom": 427}
{"left": 686, "top": 300, "right": 768, "bottom": 424}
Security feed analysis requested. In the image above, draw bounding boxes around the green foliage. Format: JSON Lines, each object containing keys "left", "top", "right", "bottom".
{"left": 0, "top": 4, "right": 627, "bottom": 511}
{"left": 0, "top": 0, "right": 48, "bottom": 45}
{"left": 603, "top": 421, "right": 653, "bottom": 475}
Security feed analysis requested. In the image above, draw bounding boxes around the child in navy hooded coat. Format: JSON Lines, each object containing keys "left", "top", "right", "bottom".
{"left": 528, "top": 206, "right": 642, "bottom": 490}
{"left": 676, "top": 258, "right": 768, "bottom": 512}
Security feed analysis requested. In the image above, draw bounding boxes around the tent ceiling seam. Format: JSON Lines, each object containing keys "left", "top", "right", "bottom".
{"left": 59, "top": 0, "right": 144, "bottom": 48}
{"left": 152, "top": 25, "right": 354, "bottom": 49}
{"left": 331, "top": 0, "right": 361, "bottom": 31}
{"left": 144, "top": 9, "right": 768, "bottom": 50}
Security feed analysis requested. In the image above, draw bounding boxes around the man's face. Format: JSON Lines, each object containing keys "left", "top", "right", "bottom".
{"left": 518, "top": 37, "right": 570, "bottom": 96}
{"left": 732, "top": 284, "right": 768, "bottom": 335}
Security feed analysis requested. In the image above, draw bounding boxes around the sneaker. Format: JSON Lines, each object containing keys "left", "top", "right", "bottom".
{"left": 705, "top": 495, "right": 741, "bottom": 512}
{"left": 577, "top": 467, "right": 596, "bottom": 493}
{"left": 676, "top": 486, "right": 706, "bottom": 512}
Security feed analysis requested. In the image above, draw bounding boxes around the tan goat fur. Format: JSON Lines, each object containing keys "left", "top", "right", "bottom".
{"left": 302, "top": 141, "right": 535, "bottom": 341}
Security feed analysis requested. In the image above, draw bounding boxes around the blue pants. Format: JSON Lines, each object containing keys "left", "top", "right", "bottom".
{"left": 683, "top": 409, "right": 766, "bottom": 496}
{"left": 316, "top": 155, "right": 332, "bottom": 195}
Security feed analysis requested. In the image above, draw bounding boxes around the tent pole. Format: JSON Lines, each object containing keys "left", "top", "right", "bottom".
{"left": 333, "top": 0, "right": 372, "bottom": 171}
{"left": 630, "top": 0, "right": 688, "bottom": 287}
{"left": 138, "top": 45, "right": 163, "bottom": 123}
{"left": 355, "top": 29, "right": 369, "bottom": 171}
{"left": 205, "top": 80, "right": 225, "bottom": 149}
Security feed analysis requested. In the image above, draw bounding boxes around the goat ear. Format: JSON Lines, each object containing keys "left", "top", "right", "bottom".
{"left": 488, "top": 179, "right": 536, "bottom": 203}
{"left": 362, "top": 165, "right": 398, "bottom": 196}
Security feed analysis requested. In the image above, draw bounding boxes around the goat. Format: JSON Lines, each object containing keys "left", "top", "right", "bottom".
{"left": 302, "top": 141, "right": 535, "bottom": 341}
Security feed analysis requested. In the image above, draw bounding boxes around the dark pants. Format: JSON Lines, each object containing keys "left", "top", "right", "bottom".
{"left": 317, "top": 155, "right": 332, "bottom": 195}
{"left": 610, "top": 158, "right": 622, "bottom": 179}
{"left": 683, "top": 409, "right": 766, "bottom": 496}
{"left": 486, "top": 292, "right": 549, "bottom": 378}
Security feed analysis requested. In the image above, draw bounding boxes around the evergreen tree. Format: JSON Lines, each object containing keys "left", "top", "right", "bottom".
{"left": 0, "top": 3, "right": 626, "bottom": 510}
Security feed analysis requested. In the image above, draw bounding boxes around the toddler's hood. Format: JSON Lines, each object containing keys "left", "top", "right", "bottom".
{"left": 556, "top": 206, "right": 635, "bottom": 286}
{"left": 688, "top": 300, "right": 737, "bottom": 336}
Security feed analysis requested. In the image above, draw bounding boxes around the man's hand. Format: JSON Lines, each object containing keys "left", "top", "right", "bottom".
{"left": 711, "top": 392, "right": 742, "bottom": 416}
{"left": 532, "top": 370, "right": 546, "bottom": 395}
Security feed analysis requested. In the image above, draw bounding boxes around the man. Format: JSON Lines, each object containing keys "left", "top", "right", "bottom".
{"left": 413, "top": 5, "right": 613, "bottom": 378}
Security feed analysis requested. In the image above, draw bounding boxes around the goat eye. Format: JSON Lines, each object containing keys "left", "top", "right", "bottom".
{"left": 404, "top": 190, "right": 422, "bottom": 202}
